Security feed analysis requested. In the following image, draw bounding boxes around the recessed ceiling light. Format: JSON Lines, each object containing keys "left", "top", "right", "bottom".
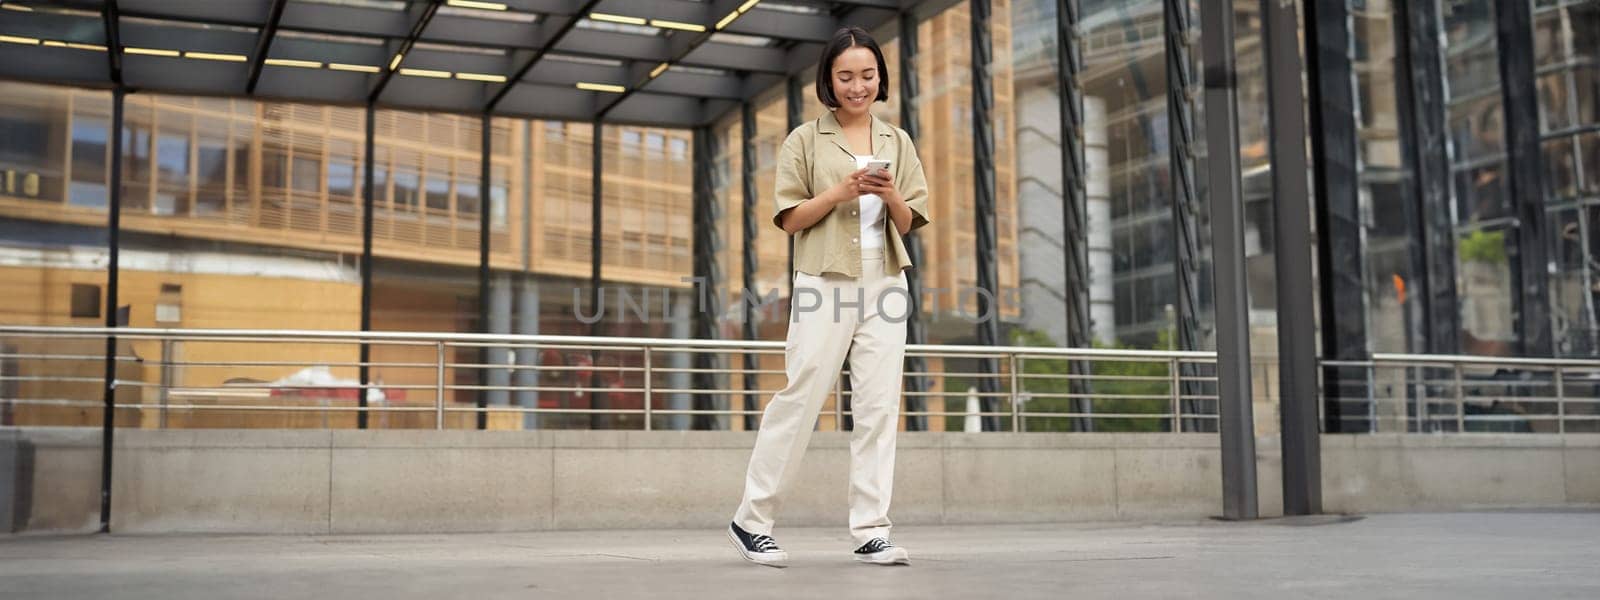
{"left": 446, "top": 0, "right": 507, "bottom": 10}
{"left": 589, "top": 12, "right": 647, "bottom": 26}
{"left": 576, "top": 82, "right": 625, "bottom": 93}
{"left": 399, "top": 67, "right": 452, "bottom": 78}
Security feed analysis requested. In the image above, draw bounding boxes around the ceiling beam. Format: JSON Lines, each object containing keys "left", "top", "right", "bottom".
{"left": 721, "top": 8, "right": 837, "bottom": 43}
{"left": 102, "top": 0, "right": 122, "bottom": 86}
{"left": 367, "top": 0, "right": 443, "bottom": 103}
{"left": 245, "top": 0, "right": 289, "bottom": 94}
{"left": 486, "top": 0, "right": 603, "bottom": 112}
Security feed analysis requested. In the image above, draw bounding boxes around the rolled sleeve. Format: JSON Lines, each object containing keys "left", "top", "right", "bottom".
{"left": 896, "top": 131, "right": 931, "bottom": 233}
{"left": 772, "top": 131, "right": 811, "bottom": 231}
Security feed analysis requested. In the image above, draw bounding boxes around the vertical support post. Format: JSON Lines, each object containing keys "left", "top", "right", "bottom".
{"left": 589, "top": 119, "right": 606, "bottom": 429}
{"left": 1395, "top": 0, "right": 1459, "bottom": 357}
{"left": 1495, "top": 0, "right": 1552, "bottom": 358}
{"left": 1170, "top": 357, "right": 1181, "bottom": 432}
{"left": 159, "top": 339, "right": 172, "bottom": 429}
{"left": 900, "top": 12, "right": 930, "bottom": 432}
{"left": 835, "top": 374, "right": 845, "bottom": 431}
{"left": 359, "top": 104, "right": 375, "bottom": 430}
{"left": 1057, "top": 0, "right": 1091, "bottom": 352}
{"left": 1009, "top": 354, "right": 1020, "bottom": 432}
{"left": 99, "top": 86, "right": 125, "bottom": 534}
{"left": 691, "top": 127, "right": 726, "bottom": 430}
{"left": 970, "top": 0, "right": 1003, "bottom": 432}
{"left": 1060, "top": 0, "right": 1095, "bottom": 433}
{"left": 1452, "top": 363, "right": 1464, "bottom": 433}
{"left": 1198, "top": 0, "right": 1258, "bottom": 520}
{"left": 740, "top": 102, "right": 760, "bottom": 432}
{"left": 643, "top": 347, "right": 654, "bottom": 431}
{"left": 435, "top": 341, "right": 446, "bottom": 430}
{"left": 1264, "top": 0, "right": 1322, "bottom": 516}
{"left": 478, "top": 113, "right": 492, "bottom": 430}
{"left": 1165, "top": 0, "right": 1205, "bottom": 433}
{"left": 1555, "top": 365, "right": 1565, "bottom": 434}
{"left": 1306, "top": 0, "right": 1368, "bottom": 434}
{"left": 786, "top": 76, "right": 803, "bottom": 299}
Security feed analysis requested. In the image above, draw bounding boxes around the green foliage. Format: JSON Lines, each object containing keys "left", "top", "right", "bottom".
{"left": 941, "top": 328, "right": 1175, "bottom": 432}
{"left": 1458, "top": 229, "right": 1507, "bottom": 264}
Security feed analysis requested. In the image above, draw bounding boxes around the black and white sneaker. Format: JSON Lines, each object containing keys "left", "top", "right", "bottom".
{"left": 727, "top": 522, "right": 788, "bottom": 568}
{"left": 853, "top": 537, "right": 910, "bottom": 565}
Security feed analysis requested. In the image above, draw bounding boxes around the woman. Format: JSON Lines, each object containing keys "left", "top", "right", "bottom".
{"left": 727, "top": 26, "right": 930, "bottom": 568}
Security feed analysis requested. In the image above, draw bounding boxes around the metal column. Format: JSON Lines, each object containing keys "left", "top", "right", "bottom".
{"left": 358, "top": 104, "right": 375, "bottom": 430}
{"left": 1264, "top": 0, "right": 1322, "bottom": 516}
{"left": 1198, "top": 0, "right": 1258, "bottom": 520}
{"left": 477, "top": 113, "right": 492, "bottom": 430}
{"left": 691, "top": 127, "right": 726, "bottom": 430}
{"left": 1306, "top": 0, "right": 1368, "bottom": 435}
{"left": 900, "top": 13, "right": 929, "bottom": 432}
{"left": 740, "top": 102, "right": 759, "bottom": 432}
{"left": 1164, "top": 0, "right": 1204, "bottom": 432}
{"left": 786, "top": 76, "right": 803, "bottom": 298}
{"left": 1495, "top": 0, "right": 1552, "bottom": 358}
{"left": 970, "top": 0, "right": 1003, "bottom": 432}
{"left": 96, "top": 0, "right": 124, "bottom": 534}
{"left": 589, "top": 119, "right": 606, "bottom": 429}
{"left": 1057, "top": 0, "right": 1095, "bottom": 433}
{"left": 1058, "top": 0, "right": 1090, "bottom": 353}
{"left": 1395, "top": 0, "right": 1459, "bottom": 357}
{"left": 98, "top": 86, "right": 124, "bottom": 534}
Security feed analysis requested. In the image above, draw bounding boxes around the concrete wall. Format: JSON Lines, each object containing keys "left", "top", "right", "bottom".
{"left": 3, "top": 428, "right": 1596, "bottom": 535}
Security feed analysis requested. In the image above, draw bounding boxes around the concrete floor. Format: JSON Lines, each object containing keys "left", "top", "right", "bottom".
{"left": 2, "top": 512, "right": 1598, "bottom": 599}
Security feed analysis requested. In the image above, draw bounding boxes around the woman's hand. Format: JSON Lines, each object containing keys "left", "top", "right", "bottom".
{"left": 859, "top": 168, "right": 916, "bottom": 236}
{"left": 820, "top": 167, "right": 873, "bottom": 206}
{"left": 857, "top": 168, "right": 900, "bottom": 204}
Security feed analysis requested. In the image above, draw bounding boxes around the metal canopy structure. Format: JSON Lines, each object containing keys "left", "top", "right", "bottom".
{"left": 0, "top": 0, "right": 957, "bottom": 128}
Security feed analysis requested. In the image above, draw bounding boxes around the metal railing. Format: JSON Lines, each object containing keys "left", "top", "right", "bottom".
{"left": 0, "top": 325, "right": 1221, "bottom": 432}
{"left": 9, "top": 327, "right": 1597, "bottom": 434}
{"left": 1322, "top": 353, "right": 1600, "bottom": 434}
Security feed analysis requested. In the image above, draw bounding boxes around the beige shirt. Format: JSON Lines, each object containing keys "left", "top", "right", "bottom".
{"left": 772, "top": 110, "right": 931, "bottom": 278}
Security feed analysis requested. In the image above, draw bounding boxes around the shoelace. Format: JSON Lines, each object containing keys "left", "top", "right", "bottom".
{"left": 751, "top": 534, "right": 780, "bottom": 553}
{"left": 858, "top": 538, "right": 893, "bottom": 554}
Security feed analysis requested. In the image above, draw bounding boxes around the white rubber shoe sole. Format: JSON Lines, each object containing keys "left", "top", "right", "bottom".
{"left": 727, "top": 525, "right": 789, "bottom": 568}
{"left": 854, "top": 546, "right": 911, "bottom": 565}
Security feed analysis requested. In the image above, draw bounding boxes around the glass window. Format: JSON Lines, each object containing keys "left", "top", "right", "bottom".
{"left": 70, "top": 120, "right": 109, "bottom": 209}
{"left": 374, "top": 148, "right": 390, "bottom": 206}
{"left": 457, "top": 180, "right": 480, "bottom": 215}
{"left": 327, "top": 139, "right": 358, "bottom": 203}
{"left": 195, "top": 123, "right": 229, "bottom": 218}
{"left": 0, "top": 108, "right": 57, "bottom": 202}
{"left": 122, "top": 121, "right": 153, "bottom": 210}
{"left": 393, "top": 167, "right": 419, "bottom": 212}
{"left": 327, "top": 160, "right": 355, "bottom": 201}
{"left": 261, "top": 144, "right": 287, "bottom": 191}
{"left": 292, "top": 155, "right": 322, "bottom": 194}
{"left": 424, "top": 164, "right": 450, "bottom": 211}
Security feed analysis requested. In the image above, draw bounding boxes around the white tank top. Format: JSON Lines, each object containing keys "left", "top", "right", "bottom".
{"left": 854, "top": 155, "right": 886, "bottom": 250}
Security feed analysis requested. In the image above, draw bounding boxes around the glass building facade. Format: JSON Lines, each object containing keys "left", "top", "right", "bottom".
{"left": 2, "top": 0, "right": 1597, "bottom": 435}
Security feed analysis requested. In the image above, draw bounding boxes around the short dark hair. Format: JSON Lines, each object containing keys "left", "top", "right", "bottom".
{"left": 815, "top": 26, "right": 890, "bottom": 109}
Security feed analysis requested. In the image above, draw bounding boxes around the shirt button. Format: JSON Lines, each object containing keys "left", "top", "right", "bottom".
{"left": 852, "top": 237, "right": 859, "bottom": 244}
{"left": 851, "top": 209, "right": 858, "bottom": 215}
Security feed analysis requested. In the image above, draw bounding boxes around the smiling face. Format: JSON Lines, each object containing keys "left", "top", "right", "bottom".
{"left": 830, "top": 45, "right": 880, "bottom": 118}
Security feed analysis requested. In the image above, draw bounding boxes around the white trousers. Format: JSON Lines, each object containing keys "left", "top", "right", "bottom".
{"left": 733, "top": 247, "right": 909, "bottom": 546}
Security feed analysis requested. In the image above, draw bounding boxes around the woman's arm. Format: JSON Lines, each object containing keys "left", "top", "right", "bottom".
{"left": 772, "top": 129, "right": 871, "bottom": 235}
{"left": 780, "top": 188, "right": 844, "bottom": 234}
{"left": 875, "top": 170, "right": 915, "bottom": 236}
{"left": 860, "top": 131, "right": 930, "bottom": 236}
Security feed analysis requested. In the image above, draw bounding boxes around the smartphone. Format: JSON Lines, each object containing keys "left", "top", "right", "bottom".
{"left": 863, "top": 159, "right": 892, "bottom": 179}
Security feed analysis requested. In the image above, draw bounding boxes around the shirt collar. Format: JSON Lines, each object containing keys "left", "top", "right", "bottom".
{"left": 818, "top": 109, "right": 894, "bottom": 158}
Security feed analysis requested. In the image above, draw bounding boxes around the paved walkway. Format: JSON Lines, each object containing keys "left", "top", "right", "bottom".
{"left": 3, "top": 512, "right": 1598, "bottom": 599}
